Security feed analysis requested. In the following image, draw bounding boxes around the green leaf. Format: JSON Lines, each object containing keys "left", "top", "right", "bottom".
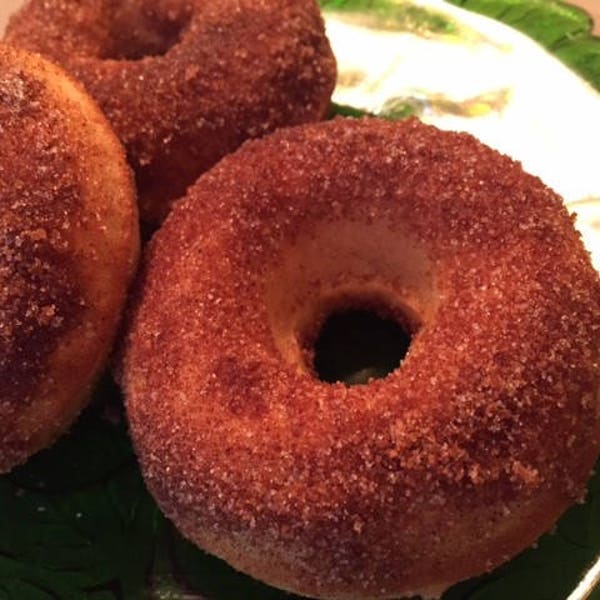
{"left": 555, "top": 38, "right": 600, "bottom": 86}
{"left": 0, "top": 465, "right": 158, "bottom": 598}
{"left": 0, "top": 378, "right": 160, "bottom": 599}
{"left": 330, "top": 102, "right": 372, "bottom": 118}
{"left": 446, "top": 0, "right": 590, "bottom": 43}
{"left": 320, "top": 0, "right": 459, "bottom": 35}
{"left": 0, "top": 578, "right": 65, "bottom": 600}
{"left": 8, "top": 377, "right": 132, "bottom": 493}
{"left": 445, "top": 0, "right": 600, "bottom": 89}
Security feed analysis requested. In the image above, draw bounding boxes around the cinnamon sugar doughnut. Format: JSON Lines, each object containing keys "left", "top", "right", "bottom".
{"left": 5, "top": 0, "right": 337, "bottom": 225}
{"left": 0, "top": 45, "right": 138, "bottom": 473}
{"left": 123, "top": 118, "right": 600, "bottom": 599}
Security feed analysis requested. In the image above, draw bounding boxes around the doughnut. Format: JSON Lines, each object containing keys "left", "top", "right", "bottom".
{"left": 4, "top": 0, "right": 337, "bottom": 225}
{"left": 0, "top": 44, "right": 139, "bottom": 473}
{"left": 122, "top": 118, "right": 600, "bottom": 599}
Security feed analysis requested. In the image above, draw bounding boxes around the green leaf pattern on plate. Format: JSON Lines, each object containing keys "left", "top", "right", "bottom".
{"left": 1, "top": 2, "right": 600, "bottom": 599}
{"left": 445, "top": 0, "right": 600, "bottom": 89}
{"left": 321, "top": 0, "right": 460, "bottom": 35}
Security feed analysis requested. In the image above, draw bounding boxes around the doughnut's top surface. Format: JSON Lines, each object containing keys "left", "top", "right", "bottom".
{"left": 5, "top": 0, "right": 337, "bottom": 223}
{"left": 0, "top": 44, "right": 138, "bottom": 472}
{"left": 123, "top": 118, "right": 600, "bottom": 598}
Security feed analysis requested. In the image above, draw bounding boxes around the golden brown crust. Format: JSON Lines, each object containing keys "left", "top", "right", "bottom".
{"left": 0, "top": 44, "right": 139, "bottom": 473}
{"left": 123, "top": 118, "right": 600, "bottom": 598}
{"left": 5, "top": 0, "right": 337, "bottom": 224}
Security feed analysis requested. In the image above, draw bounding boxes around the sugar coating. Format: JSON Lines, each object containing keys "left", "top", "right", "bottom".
{"left": 0, "top": 45, "right": 138, "bottom": 473}
{"left": 123, "top": 118, "right": 600, "bottom": 599}
{"left": 0, "top": 56, "right": 84, "bottom": 441}
{"left": 5, "top": 0, "right": 337, "bottom": 224}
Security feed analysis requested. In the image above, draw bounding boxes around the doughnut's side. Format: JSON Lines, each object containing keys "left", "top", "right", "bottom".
{"left": 0, "top": 44, "right": 139, "bottom": 472}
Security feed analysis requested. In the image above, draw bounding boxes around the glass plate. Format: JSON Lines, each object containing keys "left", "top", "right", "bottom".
{"left": 0, "top": 1, "right": 599, "bottom": 599}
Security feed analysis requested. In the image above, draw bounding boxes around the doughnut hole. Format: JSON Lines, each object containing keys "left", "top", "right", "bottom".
{"left": 101, "top": 4, "right": 191, "bottom": 60}
{"left": 313, "top": 307, "right": 412, "bottom": 385}
{"left": 266, "top": 221, "right": 438, "bottom": 383}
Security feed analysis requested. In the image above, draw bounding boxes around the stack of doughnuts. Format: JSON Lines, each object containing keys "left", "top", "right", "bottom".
{"left": 2, "top": 2, "right": 600, "bottom": 599}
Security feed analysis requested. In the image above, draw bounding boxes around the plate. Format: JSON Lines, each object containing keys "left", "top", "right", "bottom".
{"left": 0, "top": 2, "right": 599, "bottom": 599}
